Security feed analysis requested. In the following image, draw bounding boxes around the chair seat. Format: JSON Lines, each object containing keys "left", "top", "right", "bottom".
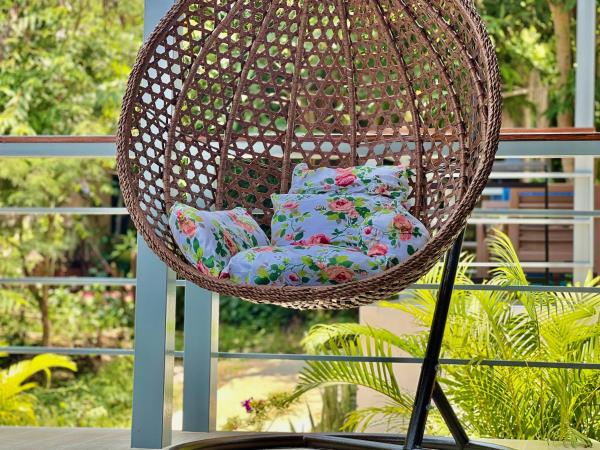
{"left": 222, "top": 244, "right": 393, "bottom": 287}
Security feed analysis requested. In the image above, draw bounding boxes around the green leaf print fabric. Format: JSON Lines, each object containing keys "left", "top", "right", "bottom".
{"left": 168, "top": 202, "right": 269, "bottom": 277}
{"left": 271, "top": 193, "right": 429, "bottom": 262}
{"left": 221, "top": 244, "right": 392, "bottom": 286}
{"left": 289, "top": 163, "right": 412, "bottom": 201}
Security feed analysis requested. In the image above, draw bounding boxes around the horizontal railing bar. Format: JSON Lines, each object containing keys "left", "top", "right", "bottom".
{"left": 471, "top": 209, "right": 600, "bottom": 217}
{"left": 2, "top": 138, "right": 600, "bottom": 158}
{"left": 0, "top": 141, "right": 116, "bottom": 158}
{"left": 409, "top": 283, "right": 600, "bottom": 294}
{"left": 0, "top": 346, "right": 135, "bottom": 356}
{"left": 0, "top": 129, "right": 598, "bottom": 145}
{"left": 0, "top": 212, "right": 593, "bottom": 224}
{"left": 1, "top": 347, "right": 597, "bottom": 370}
{"left": 467, "top": 218, "right": 590, "bottom": 225}
{"left": 0, "top": 207, "right": 129, "bottom": 215}
{"left": 1, "top": 207, "right": 598, "bottom": 218}
{"left": 0, "top": 277, "right": 135, "bottom": 286}
{"left": 0, "top": 136, "right": 116, "bottom": 143}
{"left": 0, "top": 346, "right": 185, "bottom": 358}
{"left": 2, "top": 278, "right": 600, "bottom": 293}
{"left": 466, "top": 261, "right": 591, "bottom": 268}
{"left": 214, "top": 352, "right": 600, "bottom": 370}
{"left": 496, "top": 140, "right": 600, "bottom": 157}
{"left": 488, "top": 171, "right": 592, "bottom": 179}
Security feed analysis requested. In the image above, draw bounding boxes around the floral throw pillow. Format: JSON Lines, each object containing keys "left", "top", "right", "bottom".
{"left": 169, "top": 202, "right": 269, "bottom": 277}
{"left": 289, "top": 163, "right": 412, "bottom": 201}
{"left": 271, "top": 193, "right": 429, "bottom": 262}
{"left": 222, "top": 244, "right": 391, "bottom": 286}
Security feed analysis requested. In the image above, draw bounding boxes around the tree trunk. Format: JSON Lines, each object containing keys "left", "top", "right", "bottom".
{"left": 548, "top": 1, "right": 574, "bottom": 127}
{"left": 35, "top": 286, "right": 51, "bottom": 346}
{"left": 525, "top": 69, "right": 550, "bottom": 128}
{"left": 548, "top": 1, "right": 575, "bottom": 173}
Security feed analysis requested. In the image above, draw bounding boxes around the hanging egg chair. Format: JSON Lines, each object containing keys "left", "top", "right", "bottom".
{"left": 117, "top": 0, "right": 502, "bottom": 310}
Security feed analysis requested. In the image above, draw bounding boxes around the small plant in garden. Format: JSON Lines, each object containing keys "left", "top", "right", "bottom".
{"left": 33, "top": 357, "right": 133, "bottom": 428}
{"left": 288, "top": 230, "right": 600, "bottom": 445}
{"left": 0, "top": 351, "right": 76, "bottom": 425}
{"left": 222, "top": 392, "right": 298, "bottom": 432}
{"left": 224, "top": 385, "right": 356, "bottom": 433}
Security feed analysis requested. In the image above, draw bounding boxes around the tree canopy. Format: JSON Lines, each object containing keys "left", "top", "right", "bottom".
{"left": 1, "top": 1, "right": 598, "bottom": 133}
{"left": 0, "top": 0, "right": 143, "bottom": 135}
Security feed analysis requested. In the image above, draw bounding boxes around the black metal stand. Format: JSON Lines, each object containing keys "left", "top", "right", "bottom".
{"left": 404, "top": 231, "right": 465, "bottom": 449}
{"left": 171, "top": 233, "right": 511, "bottom": 450}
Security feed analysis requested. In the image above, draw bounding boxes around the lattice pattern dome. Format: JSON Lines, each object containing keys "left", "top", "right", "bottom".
{"left": 117, "top": 0, "right": 501, "bottom": 309}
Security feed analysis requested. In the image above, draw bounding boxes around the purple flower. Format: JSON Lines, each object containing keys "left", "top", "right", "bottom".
{"left": 241, "top": 398, "right": 253, "bottom": 413}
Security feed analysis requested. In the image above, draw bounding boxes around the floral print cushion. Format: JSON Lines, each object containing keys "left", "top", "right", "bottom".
{"left": 222, "top": 244, "right": 391, "bottom": 286}
{"left": 271, "top": 193, "right": 429, "bottom": 262}
{"left": 289, "top": 163, "right": 412, "bottom": 201}
{"left": 168, "top": 202, "right": 269, "bottom": 277}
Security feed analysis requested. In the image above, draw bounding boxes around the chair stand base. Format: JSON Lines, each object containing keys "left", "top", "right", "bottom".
{"left": 170, "top": 236, "right": 502, "bottom": 450}
{"left": 170, "top": 433, "right": 513, "bottom": 450}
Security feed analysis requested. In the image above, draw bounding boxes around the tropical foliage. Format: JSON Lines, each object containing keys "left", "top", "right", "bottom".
{"left": 290, "top": 230, "right": 600, "bottom": 445}
{"left": 223, "top": 385, "right": 356, "bottom": 433}
{"left": 32, "top": 357, "right": 132, "bottom": 428}
{"left": 0, "top": 351, "right": 76, "bottom": 425}
{"left": 0, "top": 0, "right": 599, "bottom": 431}
{"left": 0, "top": 0, "right": 143, "bottom": 135}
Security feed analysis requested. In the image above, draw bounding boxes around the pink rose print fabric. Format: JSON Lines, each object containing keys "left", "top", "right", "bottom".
{"left": 289, "top": 163, "right": 412, "bottom": 201}
{"left": 271, "top": 193, "right": 429, "bottom": 263}
{"left": 169, "top": 203, "right": 269, "bottom": 277}
{"left": 171, "top": 163, "right": 430, "bottom": 288}
{"left": 222, "top": 244, "right": 391, "bottom": 286}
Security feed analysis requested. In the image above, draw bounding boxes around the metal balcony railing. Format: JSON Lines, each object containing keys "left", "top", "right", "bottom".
{"left": 0, "top": 131, "right": 599, "bottom": 448}
{"left": 0, "top": 0, "right": 598, "bottom": 447}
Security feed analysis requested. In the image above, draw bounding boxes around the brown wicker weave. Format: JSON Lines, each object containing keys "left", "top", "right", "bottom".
{"left": 117, "top": 0, "right": 502, "bottom": 309}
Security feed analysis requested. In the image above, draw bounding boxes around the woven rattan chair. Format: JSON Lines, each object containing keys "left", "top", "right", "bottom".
{"left": 117, "top": 0, "right": 503, "bottom": 448}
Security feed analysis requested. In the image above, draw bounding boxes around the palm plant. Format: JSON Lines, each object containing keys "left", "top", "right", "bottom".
{"left": 289, "top": 230, "right": 600, "bottom": 445}
{"left": 0, "top": 351, "right": 76, "bottom": 425}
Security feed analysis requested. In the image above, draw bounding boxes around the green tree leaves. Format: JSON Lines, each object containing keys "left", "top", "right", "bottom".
{"left": 0, "top": 0, "right": 143, "bottom": 135}
{"left": 295, "top": 230, "right": 600, "bottom": 443}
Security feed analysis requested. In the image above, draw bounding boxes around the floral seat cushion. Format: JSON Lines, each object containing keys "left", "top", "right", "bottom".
{"left": 222, "top": 244, "right": 391, "bottom": 286}
{"left": 289, "top": 163, "right": 412, "bottom": 201}
{"left": 170, "top": 163, "right": 430, "bottom": 288}
{"left": 271, "top": 193, "right": 429, "bottom": 261}
{"left": 169, "top": 203, "right": 269, "bottom": 276}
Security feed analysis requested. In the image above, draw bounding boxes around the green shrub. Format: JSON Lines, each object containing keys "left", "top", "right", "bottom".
{"left": 290, "top": 231, "right": 600, "bottom": 445}
{"left": 0, "top": 352, "right": 76, "bottom": 426}
{"left": 33, "top": 356, "right": 133, "bottom": 428}
{"left": 219, "top": 295, "right": 356, "bottom": 353}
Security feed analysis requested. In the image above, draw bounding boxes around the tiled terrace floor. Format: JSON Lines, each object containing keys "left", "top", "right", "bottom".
{"left": 1, "top": 427, "right": 599, "bottom": 450}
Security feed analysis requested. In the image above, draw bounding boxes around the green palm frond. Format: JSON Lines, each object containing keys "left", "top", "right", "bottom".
{"left": 290, "top": 229, "right": 600, "bottom": 443}
{"left": 302, "top": 323, "right": 414, "bottom": 355}
{"left": 1, "top": 354, "right": 76, "bottom": 398}
{"left": 291, "top": 334, "right": 411, "bottom": 410}
{"left": 342, "top": 404, "right": 411, "bottom": 432}
{"left": 0, "top": 353, "right": 77, "bottom": 426}
{"left": 382, "top": 252, "right": 475, "bottom": 329}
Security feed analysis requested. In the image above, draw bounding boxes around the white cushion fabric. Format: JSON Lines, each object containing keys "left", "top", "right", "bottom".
{"left": 169, "top": 203, "right": 269, "bottom": 276}
{"left": 222, "top": 244, "right": 391, "bottom": 286}
{"left": 289, "top": 163, "right": 412, "bottom": 202}
{"left": 271, "top": 193, "right": 429, "bottom": 262}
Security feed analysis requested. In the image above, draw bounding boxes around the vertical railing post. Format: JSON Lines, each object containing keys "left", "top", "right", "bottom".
{"left": 131, "top": 237, "right": 177, "bottom": 448}
{"left": 573, "top": 0, "right": 596, "bottom": 282}
{"left": 131, "top": 1, "right": 175, "bottom": 448}
{"left": 183, "top": 283, "right": 219, "bottom": 431}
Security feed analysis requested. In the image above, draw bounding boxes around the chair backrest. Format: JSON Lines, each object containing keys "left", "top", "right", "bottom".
{"left": 117, "top": 0, "right": 502, "bottom": 306}
{"left": 118, "top": 0, "right": 501, "bottom": 258}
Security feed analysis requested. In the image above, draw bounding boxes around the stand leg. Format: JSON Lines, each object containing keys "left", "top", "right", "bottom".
{"left": 404, "top": 231, "right": 465, "bottom": 450}
{"left": 432, "top": 382, "right": 469, "bottom": 449}
{"left": 169, "top": 231, "right": 513, "bottom": 450}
